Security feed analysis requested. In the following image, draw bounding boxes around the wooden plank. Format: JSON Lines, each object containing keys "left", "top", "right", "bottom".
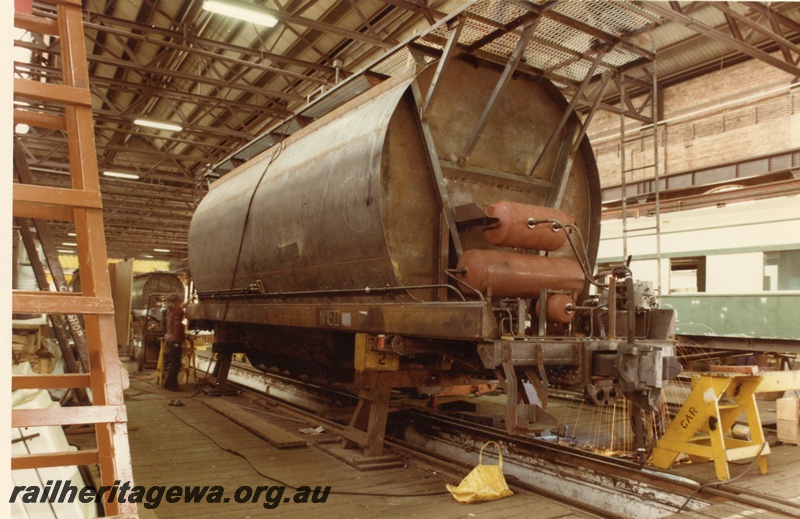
{"left": 314, "top": 444, "right": 404, "bottom": 471}
{"left": 758, "top": 370, "right": 800, "bottom": 392}
{"left": 13, "top": 201, "right": 74, "bottom": 221}
{"left": 109, "top": 258, "right": 134, "bottom": 354}
{"left": 12, "top": 373, "right": 91, "bottom": 390}
{"left": 12, "top": 450, "right": 99, "bottom": 470}
{"left": 14, "top": 109, "right": 67, "bottom": 130}
{"left": 14, "top": 184, "right": 103, "bottom": 209}
{"left": 14, "top": 11, "right": 59, "bottom": 34}
{"left": 12, "top": 405, "right": 128, "bottom": 427}
{"left": 12, "top": 292, "right": 114, "bottom": 315}
{"left": 14, "top": 78, "right": 92, "bottom": 106}
{"left": 203, "top": 399, "right": 307, "bottom": 449}
{"left": 709, "top": 365, "right": 759, "bottom": 374}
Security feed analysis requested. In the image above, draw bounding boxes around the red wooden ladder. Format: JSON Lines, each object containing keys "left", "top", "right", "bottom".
{"left": 12, "top": 1, "right": 136, "bottom": 516}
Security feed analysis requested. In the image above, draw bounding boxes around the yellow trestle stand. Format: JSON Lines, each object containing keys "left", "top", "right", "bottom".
{"left": 652, "top": 371, "right": 769, "bottom": 481}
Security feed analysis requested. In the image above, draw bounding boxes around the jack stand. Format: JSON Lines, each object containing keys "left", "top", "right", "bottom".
{"left": 318, "top": 371, "right": 403, "bottom": 471}
{"left": 202, "top": 347, "right": 239, "bottom": 397}
{"left": 498, "top": 362, "right": 558, "bottom": 434}
{"left": 652, "top": 371, "right": 769, "bottom": 481}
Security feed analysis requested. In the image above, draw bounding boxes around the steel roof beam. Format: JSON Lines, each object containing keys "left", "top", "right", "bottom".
{"left": 377, "top": 0, "right": 447, "bottom": 24}
{"left": 642, "top": 1, "right": 800, "bottom": 78}
{"left": 86, "top": 52, "right": 306, "bottom": 102}
{"left": 508, "top": 0, "right": 655, "bottom": 60}
{"left": 89, "top": 76, "right": 294, "bottom": 118}
{"left": 711, "top": 3, "right": 800, "bottom": 63}
{"left": 83, "top": 13, "right": 336, "bottom": 74}
{"left": 256, "top": 4, "right": 396, "bottom": 48}
{"left": 84, "top": 22, "right": 333, "bottom": 87}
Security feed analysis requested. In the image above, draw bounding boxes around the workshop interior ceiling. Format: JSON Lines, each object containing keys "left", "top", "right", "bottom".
{"left": 12, "top": 0, "right": 800, "bottom": 264}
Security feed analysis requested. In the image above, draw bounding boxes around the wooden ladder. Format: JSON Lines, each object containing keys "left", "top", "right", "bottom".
{"left": 12, "top": 1, "right": 137, "bottom": 516}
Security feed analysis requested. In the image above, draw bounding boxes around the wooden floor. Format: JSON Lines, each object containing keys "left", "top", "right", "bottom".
{"left": 119, "top": 373, "right": 592, "bottom": 518}
{"left": 662, "top": 415, "right": 800, "bottom": 519}
{"left": 529, "top": 390, "right": 800, "bottom": 518}
{"left": 69, "top": 372, "right": 800, "bottom": 518}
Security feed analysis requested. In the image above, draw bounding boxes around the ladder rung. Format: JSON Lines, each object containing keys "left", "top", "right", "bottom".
{"left": 15, "top": 108, "right": 67, "bottom": 130}
{"left": 14, "top": 78, "right": 92, "bottom": 106}
{"left": 13, "top": 201, "right": 74, "bottom": 222}
{"left": 14, "top": 184, "right": 103, "bottom": 209}
{"left": 52, "top": 0, "right": 83, "bottom": 7}
{"left": 12, "top": 374, "right": 91, "bottom": 390}
{"left": 623, "top": 164, "right": 657, "bottom": 173}
{"left": 13, "top": 405, "right": 128, "bottom": 428}
{"left": 14, "top": 12, "right": 59, "bottom": 35}
{"left": 718, "top": 404, "right": 741, "bottom": 410}
{"left": 13, "top": 292, "right": 114, "bottom": 315}
{"left": 12, "top": 450, "right": 99, "bottom": 470}
{"left": 626, "top": 226, "right": 658, "bottom": 231}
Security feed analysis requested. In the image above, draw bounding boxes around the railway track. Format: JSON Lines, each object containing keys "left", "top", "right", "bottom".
{"left": 191, "top": 351, "right": 800, "bottom": 518}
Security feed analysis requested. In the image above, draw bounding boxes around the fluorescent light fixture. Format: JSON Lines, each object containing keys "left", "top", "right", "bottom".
{"left": 68, "top": 232, "right": 76, "bottom": 237}
{"left": 57, "top": 250, "right": 75, "bottom": 254}
{"left": 103, "top": 171, "right": 140, "bottom": 180}
{"left": 62, "top": 242, "right": 78, "bottom": 246}
{"left": 154, "top": 248, "right": 171, "bottom": 253}
{"left": 203, "top": 0, "right": 279, "bottom": 27}
{"left": 134, "top": 118, "right": 183, "bottom": 132}
{"left": 142, "top": 254, "right": 154, "bottom": 259}
{"left": 15, "top": 123, "right": 30, "bottom": 134}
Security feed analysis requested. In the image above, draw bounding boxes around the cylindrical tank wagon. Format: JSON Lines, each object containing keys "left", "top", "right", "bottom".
{"left": 129, "top": 272, "right": 185, "bottom": 369}
{"left": 187, "top": 58, "right": 679, "bottom": 454}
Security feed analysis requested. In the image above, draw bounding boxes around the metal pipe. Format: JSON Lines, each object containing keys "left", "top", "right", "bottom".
{"left": 608, "top": 276, "right": 617, "bottom": 340}
{"left": 445, "top": 270, "right": 485, "bottom": 301}
{"left": 528, "top": 218, "right": 608, "bottom": 288}
{"left": 198, "top": 283, "right": 467, "bottom": 301}
{"left": 626, "top": 272, "right": 635, "bottom": 345}
{"left": 538, "top": 289, "right": 548, "bottom": 336}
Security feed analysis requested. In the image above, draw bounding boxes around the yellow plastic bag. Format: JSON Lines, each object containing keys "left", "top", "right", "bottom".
{"left": 446, "top": 441, "right": 514, "bottom": 504}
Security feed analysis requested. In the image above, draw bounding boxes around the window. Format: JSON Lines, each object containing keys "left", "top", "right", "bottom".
{"left": 764, "top": 250, "right": 800, "bottom": 291}
{"left": 670, "top": 257, "right": 706, "bottom": 293}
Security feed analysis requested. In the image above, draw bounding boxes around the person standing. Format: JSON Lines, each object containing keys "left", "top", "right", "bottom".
{"left": 163, "top": 294, "right": 185, "bottom": 390}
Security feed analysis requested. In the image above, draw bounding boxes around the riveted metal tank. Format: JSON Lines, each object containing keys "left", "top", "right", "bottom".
{"left": 188, "top": 58, "right": 601, "bottom": 304}
{"left": 130, "top": 273, "right": 184, "bottom": 313}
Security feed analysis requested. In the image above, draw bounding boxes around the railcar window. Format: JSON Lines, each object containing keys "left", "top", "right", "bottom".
{"left": 670, "top": 257, "right": 706, "bottom": 293}
{"left": 763, "top": 250, "right": 800, "bottom": 291}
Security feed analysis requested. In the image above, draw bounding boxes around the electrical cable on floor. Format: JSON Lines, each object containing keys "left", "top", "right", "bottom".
{"left": 675, "top": 442, "right": 767, "bottom": 513}
{"left": 161, "top": 400, "right": 451, "bottom": 498}
{"left": 130, "top": 370, "right": 205, "bottom": 399}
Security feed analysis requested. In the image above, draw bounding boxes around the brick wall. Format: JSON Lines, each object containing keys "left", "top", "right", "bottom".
{"left": 587, "top": 52, "right": 800, "bottom": 188}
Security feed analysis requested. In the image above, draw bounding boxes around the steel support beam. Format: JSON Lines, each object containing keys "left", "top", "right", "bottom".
{"left": 642, "top": 1, "right": 800, "bottom": 77}
{"left": 529, "top": 47, "right": 608, "bottom": 178}
{"left": 457, "top": 20, "right": 538, "bottom": 167}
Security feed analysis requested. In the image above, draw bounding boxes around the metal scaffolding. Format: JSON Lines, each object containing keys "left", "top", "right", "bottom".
{"left": 12, "top": 0, "right": 137, "bottom": 516}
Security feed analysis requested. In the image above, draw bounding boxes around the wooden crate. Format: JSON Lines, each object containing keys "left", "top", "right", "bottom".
{"left": 777, "top": 397, "right": 800, "bottom": 445}
{"left": 778, "top": 420, "right": 800, "bottom": 445}
{"left": 777, "top": 397, "right": 800, "bottom": 421}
